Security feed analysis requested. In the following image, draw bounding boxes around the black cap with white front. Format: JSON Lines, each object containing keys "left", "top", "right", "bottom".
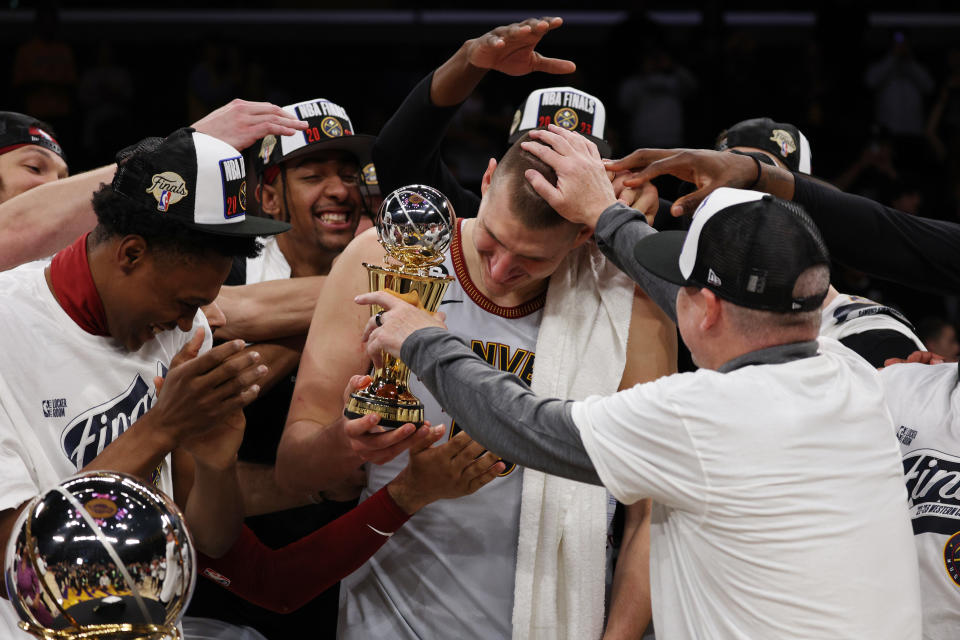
{"left": 112, "top": 128, "right": 290, "bottom": 237}
{"left": 0, "top": 111, "right": 65, "bottom": 161}
{"left": 634, "top": 188, "right": 829, "bottom": 313}
{"left": 715, "top": 117, "right": 812, "bottom": 174}
{"left": 507, "top": 86, "right": 612, "bottom": 157}
{"left": 255, "top": 98, "right": 375, "bottom": 179}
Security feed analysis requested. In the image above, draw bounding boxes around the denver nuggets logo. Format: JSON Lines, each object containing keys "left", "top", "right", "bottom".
{"left": 362, "top": 163, "right": 378, "bottom": 186}
{"left": 238, "top": 181, "right": 247, "bottom": 211}
{"left": 146, "top": 172, "right": 188, "bottom": 212}
{"left": 769, "top": 129, "right": 797, "bottom": 158}
{"left": 554, "top": 107, "right": 579, "bottom": 131}
{"left": 321, "top": 116, "right": 343, "bottom": 138}
{"left": 259, "top": 135, "right": 277, "bottom": 164}
{"left": 945, "top": 531, "right": 960, "bottom": 587}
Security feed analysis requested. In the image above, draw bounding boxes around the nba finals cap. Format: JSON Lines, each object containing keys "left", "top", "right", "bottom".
{"left": 0, "top": 111, "right": 65, "bottom": 161}
{"left": 634, "top": 187, "right": 829, "bottom": 313}
{"left": 508, "top": 86, "right": 611, "bottom": 157}
{"left": 112, "top": 128, "right": 290, "bottom": 237}
{"left": 255, "top": 97, "right": 375, "bottom": 183}
{"left": 715, "top": 117, "right": 812, "bottom": 174}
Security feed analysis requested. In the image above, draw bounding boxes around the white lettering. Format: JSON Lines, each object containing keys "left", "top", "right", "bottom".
{"left": 540, "top": 91, "right": 562, "bottom": 106}
{"left": 298, "top": 102, "right": 321, "bottom": 118}
{"left": 320, "top": 101, "right": 349, "bottom": 119}
{"left": 222, "top": 158, "right": 244, "bottom": 181}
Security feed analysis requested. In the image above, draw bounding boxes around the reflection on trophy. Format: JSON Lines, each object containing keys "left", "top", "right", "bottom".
{"left": 344, "top": 184, "right": 456, "bottom": 429}
{"left": 4, "top": 471, "right": 195, "bottom": 639}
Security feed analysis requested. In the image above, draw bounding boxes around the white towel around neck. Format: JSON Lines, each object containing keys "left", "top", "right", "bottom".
{"left": 511, "top": 241, "right": 635, "bottom": 640}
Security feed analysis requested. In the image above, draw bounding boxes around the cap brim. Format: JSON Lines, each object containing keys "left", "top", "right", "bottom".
{"left": 181, "top": 214, "right": 291, "bottom": 238}
{"left": 278, "top": 133, "right": 376, "bottom": 170}
{"left": 633, "top": 230, "right": 689, "bottom": 286}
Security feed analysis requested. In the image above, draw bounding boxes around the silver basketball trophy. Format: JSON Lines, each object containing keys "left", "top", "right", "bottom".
{"left": 4, "top": 471, "right": 195, "bottom": 639}
{"left": 344, "top": 184, "right": 456, "bottom": 429}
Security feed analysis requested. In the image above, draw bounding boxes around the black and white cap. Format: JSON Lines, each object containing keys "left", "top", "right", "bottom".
{"left": 255, "top": 98, "right": 375, "bottom": 180}
{"left": 634, "top": 187, "right": 829, "bottom": 313}
{"left": 507, "top": 86, "right": 611, "bottom": 157}
{"left": 112, "top": 128, "right": 290, "bottom": 237}
{"left": 715, "top": 117, "right": 812, "bottom": 174}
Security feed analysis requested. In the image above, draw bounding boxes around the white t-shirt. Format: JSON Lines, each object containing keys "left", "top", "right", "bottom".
{"left": 879, "top": 361, "right": 960, "bottom": 639}
{"left": 573, "top": 337, "right": 921, "bottom": 639}
{"left": 244, "top": 236, "right": 290, "bottom": 284}
{"left": 0, "top": 262, "right": 210, "bottom": 636}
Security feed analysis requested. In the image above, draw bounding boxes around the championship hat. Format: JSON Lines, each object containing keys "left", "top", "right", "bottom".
{"left": 507, "top": 86, "right": 611, "bottom": 157}
{"left": 255, "top": 98, "right": 375, "bottom": 184}
{"left": 634, "top": 187, "right": 829, "bottom": 313}
{"left": 715, "top": 117, "right": 812, "bottom": 174}
{"left": 0, "top": 111, "right": 65, "bottom": 161}
{"left": 112, "top": 127, "right": 290, "bottom": 237}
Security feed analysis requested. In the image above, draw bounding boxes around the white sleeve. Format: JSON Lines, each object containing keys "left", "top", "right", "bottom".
{"left": 572, "top": 375, "right": 709, "bottom": 515}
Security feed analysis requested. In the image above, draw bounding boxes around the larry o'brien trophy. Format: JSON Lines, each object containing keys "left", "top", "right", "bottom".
{"left": 344, "top": 184, "right": 456, "bottom": 429}
{"left": 4, "top": 471, "right": 195, "bottom": 639}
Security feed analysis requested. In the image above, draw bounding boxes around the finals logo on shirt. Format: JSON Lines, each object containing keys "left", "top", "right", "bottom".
{"left": 60, "top": 365, "right": 165, "bottom": 469}
{"left": 903, "top": 449, "right": 960, "bottom": 537}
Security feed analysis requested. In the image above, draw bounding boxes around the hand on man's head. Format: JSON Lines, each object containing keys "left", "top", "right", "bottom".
{"left": 191, "top": 99, "right": 308, "bottom": 151}
{"left": 521, "top": 124, "right": 617, "bottom": 229}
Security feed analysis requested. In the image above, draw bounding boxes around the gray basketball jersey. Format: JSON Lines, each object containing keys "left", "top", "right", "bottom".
{"left": 338, "top": 222, "right": 543, "bottom": 640}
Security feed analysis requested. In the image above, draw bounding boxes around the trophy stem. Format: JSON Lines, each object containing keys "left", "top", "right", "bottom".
{"left": 344, "top": 264, "right": 453, "bottom": 429}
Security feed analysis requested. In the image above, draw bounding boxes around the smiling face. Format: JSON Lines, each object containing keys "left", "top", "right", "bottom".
{"left": 0, "top": 145, "right": 68, "bottom": 203}
{"left": 261, "top": 150, "right": 364, "bottom": 257}
{"left": 103, "top": 240, "right": 232, "bottom": 352}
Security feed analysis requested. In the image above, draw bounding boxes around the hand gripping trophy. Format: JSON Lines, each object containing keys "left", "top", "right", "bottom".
{"left": 4, "top": 471, "right": 195, "bottom": 639}
{"left": 344, "top": 184, "right": 456, "bottom": 429}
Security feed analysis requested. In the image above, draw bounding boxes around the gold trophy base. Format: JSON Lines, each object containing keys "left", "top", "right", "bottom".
{"left": 344, "top": 389, "right": 423, "bottom": 430}
{"left": 18, "top": 621, "right": 180, "bottom": 640}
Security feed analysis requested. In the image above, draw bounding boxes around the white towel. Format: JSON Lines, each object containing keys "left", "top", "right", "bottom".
{"left": 511, "top": 241, "right": 635, "bottom": 640}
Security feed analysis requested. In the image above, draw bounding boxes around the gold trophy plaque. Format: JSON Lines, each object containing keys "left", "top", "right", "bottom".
{"left": 344, "top": 185, "right": 456, "bottom": 429}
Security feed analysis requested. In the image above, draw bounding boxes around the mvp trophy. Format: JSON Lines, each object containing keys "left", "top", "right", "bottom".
{"left": 344, "top": 184, "right": 456, "bottom": 429}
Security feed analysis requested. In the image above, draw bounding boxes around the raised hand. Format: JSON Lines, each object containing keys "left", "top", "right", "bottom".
{"left": 464, "top": 17, "right": 575, "bottom": 77}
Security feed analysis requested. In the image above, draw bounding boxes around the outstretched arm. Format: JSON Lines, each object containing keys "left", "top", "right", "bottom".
{"left": 0, "top": 99, "right": 305, "bottom": 272}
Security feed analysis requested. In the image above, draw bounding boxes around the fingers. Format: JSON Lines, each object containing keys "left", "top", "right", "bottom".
{"left": 604, "top": 148, "right": 680, "bottom": 174}
{"left": 465, "top": 454, "right": 506, "bottom": 493}
{"left": 670, "top": 185, "right": 713, "bottom": 218}
{"left": 355, "top": 291, "right": 402, "bottom": 311}
{"left": 342, "top": 374, "right": 372, "bottom": 405}
{"left": 407, "top": 424, "right": 447, "bottom": 455}
{"left": 532, "top": 53, "right": 576, "bottom": 75}
{"left": 170, "top": 327, "right": 205, "bottom": 369}
{"left": 199, "top": 347, "right": 264, "bottom": 390}
{"left": 524, "top": 169, "right": 561, "bottom": 209}
{"left": 173, "top": 338, "right": 244, "bottom": 378}
{"left": 521, "top": 137, "right": 566, "bottom": 168}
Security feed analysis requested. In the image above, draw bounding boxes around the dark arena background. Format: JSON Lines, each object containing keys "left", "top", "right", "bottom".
{"left": 3, "top": 0, "right": 959, "bottom": 334}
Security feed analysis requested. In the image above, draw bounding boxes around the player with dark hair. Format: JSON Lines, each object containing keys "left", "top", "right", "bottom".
{"left": 0, "top": 128, "right": 286, "bottom": 636}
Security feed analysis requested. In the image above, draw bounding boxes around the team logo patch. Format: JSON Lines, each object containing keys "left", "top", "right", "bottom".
{"left": 146, "top": 172, "right": 188, "bottom": 212}
{"left": 554, "top": 107, "right": 579, "bottom": 131}
{"left": 238, "top": 181, "right": 247, "bottom": 211}
{"left": 85, "top": 497, "right": 118, "bottom": 520}
{"left": 321, "top": 116, "right": 343, "bottom": 138}
{"left": 944, "top": 532, "right": 960, "bottom": 588}
{"left": 42, "top": 397, "right": 67, "bottom": 418}
{"left": 769, "top": 129, "right": 797, "bottom": 158}
{"left": 259, "top": 135, "right": 277, "bottom": 164}
{"left": 362, "top": 163, "right": 378, "bottom": 186}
